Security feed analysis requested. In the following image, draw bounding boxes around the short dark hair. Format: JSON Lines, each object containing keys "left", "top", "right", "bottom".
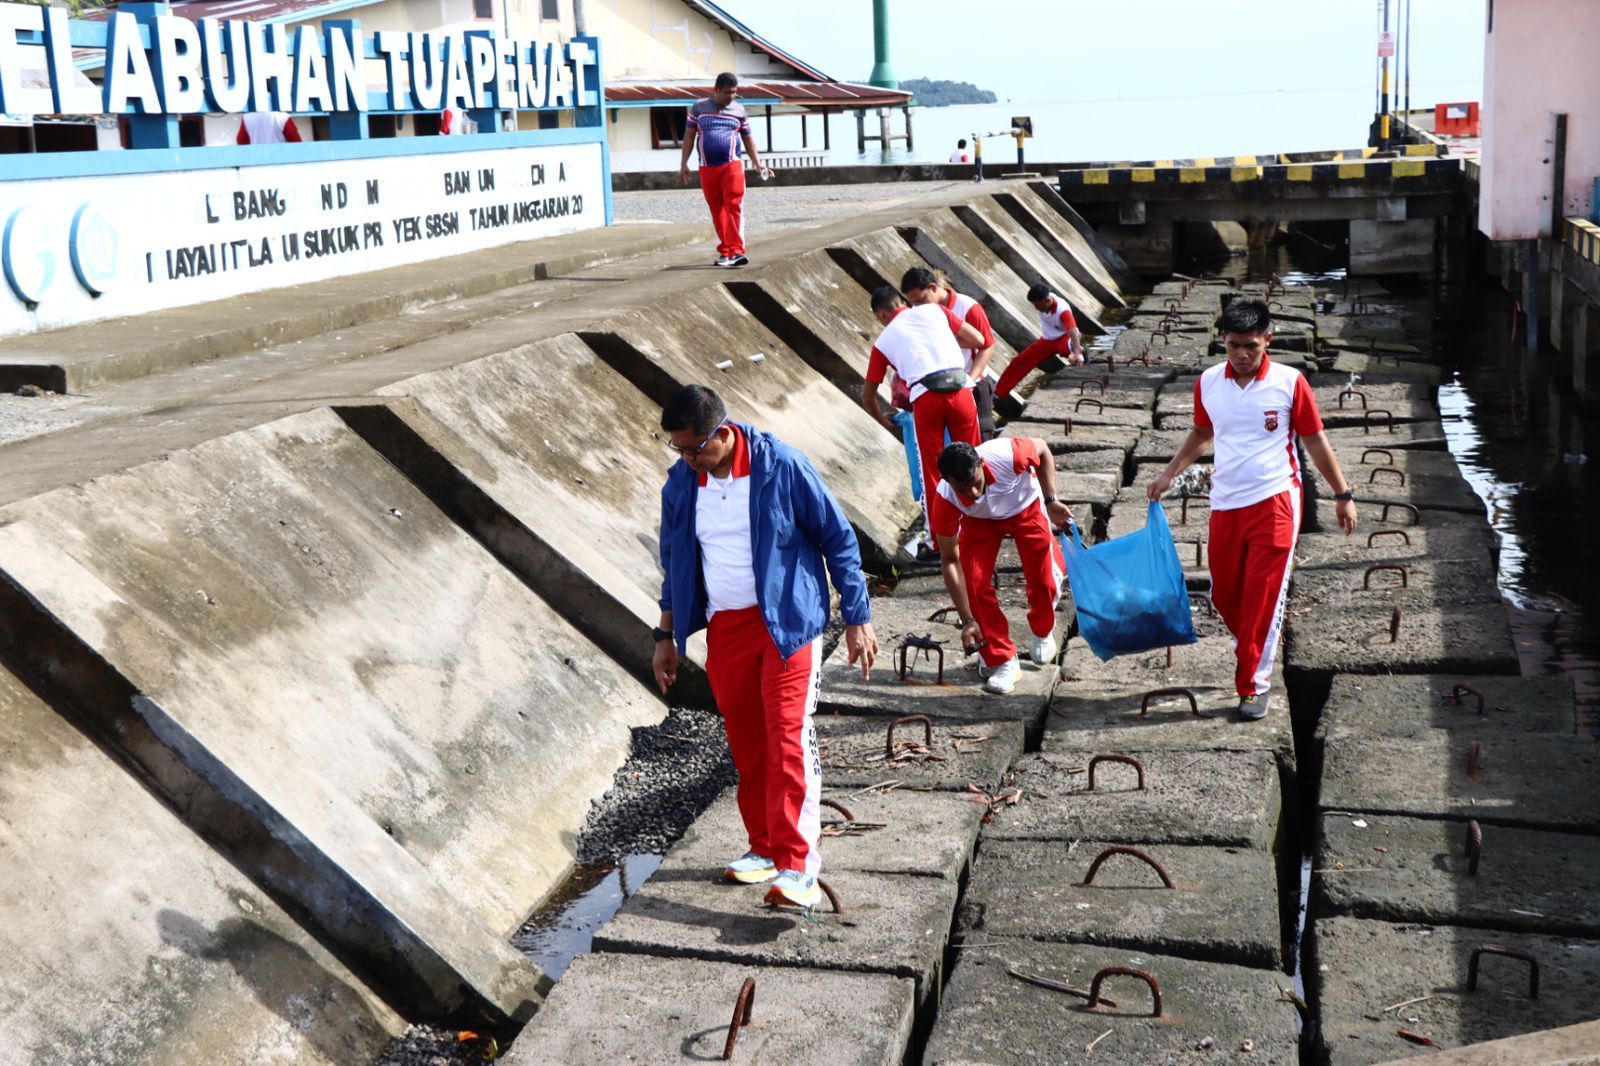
{"left": 871, "top": 285, "right": 906, "bottom": 313}
{"left": 660, "top": 384, "right": 726, "bottom": 435}
{"left": 1026, "top": 283, "right": 1051, "bottom": 302}
{"left": 937, "top": 442, "right": 983, "bottom": 485}
{"left": 1219, "top": 297, "right": 1272, "bottom": 336}
{"left": 900, "top": 266, "right": 938, "bottom": 293}
{"left": 958, "top": 138, "right": 968, "bottom": 148}
{"left": 714, "top": 72, "right": 737, "bottom": 90}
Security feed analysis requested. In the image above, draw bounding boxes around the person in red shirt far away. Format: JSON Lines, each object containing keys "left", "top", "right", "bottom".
{"left": 931, "top": 438, "right": 1073, "bottom": 695}
{"left": 236, "top": 111, "right": 302, "bottom": 144}
{"left": 860, "top": 285, "right": 989, "bottom": 561}
{"left": 1146, "top": 298, "right": 1358, "bottom": 721}
{"left": 678, "top": 72, "right": 772, "bottom": 268}
{"left": 901, "top": 266, "right": 999, "bottom": 442}
{"left": 993, "top": 283, "right": 1085, "bottom": 417}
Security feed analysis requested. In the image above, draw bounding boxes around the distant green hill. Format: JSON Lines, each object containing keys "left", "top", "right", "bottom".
{"left": 900, "top": 79, "right": 997, "bottom": 107}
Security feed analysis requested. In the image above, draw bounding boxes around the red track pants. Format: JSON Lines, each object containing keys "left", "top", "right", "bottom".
{"left": 699, "top": 161, "right": 747, "bottom": 258}
{"left": 995, "top": 334, "right": 1075, "bottom": 400}
{"left": 960, "top": 502, "right": 1066, "bottom": 668}
{"left": 1208, "top": 489, "right": 1299, "bottom": 697}
{"left": 705, "top": 606, "right": 821, "bottom": 874}
{"left": 913, "top": 388, "right": 981, "bottom": 532}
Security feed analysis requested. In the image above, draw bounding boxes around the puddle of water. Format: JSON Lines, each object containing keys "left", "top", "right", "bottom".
{"left": 1290, "top": 851, "right": 1312, "bottom": 1032}
{"left": 511, "top": 852, "right": 663, "bottom": 980}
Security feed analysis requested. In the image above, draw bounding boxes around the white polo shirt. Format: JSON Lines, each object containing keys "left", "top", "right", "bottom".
{"left": 929, "top": 438, "right": 1046, "bottom": 537}
{"left": 1037, "top": 294, "right": 1077, "bottom": 340}
{"left": 944, "top": 289, "right": 995, "bottom": 376}
{"left": 694, "top": 425, "right": 759, "bottom": 616}
{"left": 1195, "top": 357, "right": 1324, "bottom": 511}
{"left": 865, "top": 303, "right": 968, "bottom": 402}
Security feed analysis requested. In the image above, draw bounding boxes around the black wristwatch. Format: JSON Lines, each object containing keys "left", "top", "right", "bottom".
{"left": 651, "top": 627, "right": 673, "bottom": 643}
{"left": 1044, "top": 495, "right": 1059, "bottom": 505}
{"left": 1333, "top": 489, "right": 1356, "bottom": 502}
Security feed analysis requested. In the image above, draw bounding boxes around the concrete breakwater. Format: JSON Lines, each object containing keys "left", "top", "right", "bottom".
{"left": 0, "top": 169, "right": 1588, "bottom": 1064}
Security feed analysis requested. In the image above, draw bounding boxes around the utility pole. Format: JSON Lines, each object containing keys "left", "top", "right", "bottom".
{"left": 868, "top": 0, "right": 897, "bottom": 89}
{"left": 1378, "top": 0, "right": 1392, "bottom": 150}
{"left": 1402, "top": 0, "right": 1412, "bottom": 124}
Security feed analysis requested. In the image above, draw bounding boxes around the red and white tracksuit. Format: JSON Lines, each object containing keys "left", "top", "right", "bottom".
{"left": 700, "top": 162, "right": 747, "bottom": 259}
{"left": 695, "top": 426, "right": 820, "bottom": 873}
{"left": 930, "top": 438, "right": 1066, "bottom": 668}
{"left": 996, "top": 293, "right": 1077, "bottom": 400}
{"left": 867, "top": 304, "right": 982, "bottom": 526}
{"left": 1195, "top": 357, "right": 1323, "bottom": 697}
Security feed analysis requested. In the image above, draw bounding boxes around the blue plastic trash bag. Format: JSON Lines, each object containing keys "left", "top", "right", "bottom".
{"left": 1059, "top": 500, "right": 1197, "bottom": 661}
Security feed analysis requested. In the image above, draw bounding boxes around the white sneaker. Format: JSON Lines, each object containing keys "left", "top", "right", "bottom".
{"left": 764, "top": 869, "right": 822, "bottom": 908}
{"left": 983, "top": 656, "right": 1022, "bottom": 694}
{"left": 1030, "top": 632, "right": 1058, "bottom": 664}
{"left": 723, "top": 851, "right": 778, "bottom": 884}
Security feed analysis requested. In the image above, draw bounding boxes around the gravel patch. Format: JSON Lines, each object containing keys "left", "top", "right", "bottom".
{"left": 576, "top": 705, "right": 735, "bottom": 864}
{"left": 0, "top": 391, "right": 97, "bottom": 446}
{"left": 371, "top": 1024, "right": 486, "bottom": 1066}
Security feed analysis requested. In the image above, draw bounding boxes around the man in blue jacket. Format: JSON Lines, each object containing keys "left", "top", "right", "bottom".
{"left": 652, "top": 385, "right": 878, "bottom": 909}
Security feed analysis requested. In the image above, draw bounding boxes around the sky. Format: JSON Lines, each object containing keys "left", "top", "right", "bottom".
{"left": 713, "top": 0, "right": 1487, "bottom": 108}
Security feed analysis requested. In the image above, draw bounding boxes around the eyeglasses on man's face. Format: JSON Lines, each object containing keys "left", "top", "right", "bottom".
{"left": 666, "top": 421, "right": 726, "bottom": 458}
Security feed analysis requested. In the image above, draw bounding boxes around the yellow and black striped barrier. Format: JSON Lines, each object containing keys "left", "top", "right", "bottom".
{"left": 1566, "top": 217, "right": 1600, "bottom": 267}
{"left": 1059, "top": 155, "right": 1458, "bottom": 188}
{"left": 1056, "top": 144, "right": 1442, "bottom": 173}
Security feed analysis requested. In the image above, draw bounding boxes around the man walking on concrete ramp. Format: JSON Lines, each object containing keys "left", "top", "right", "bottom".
{"left": 652, "top": 385, "right": 878, "bottom": 909}
{"left": 860, "top": 286, "right": 990, "bottom": 552}
{"left": 930, "top": 439, "right": 1073, "bottom": 694}
{"left": 1146, "top": 298, "right": 1357, "bottom": 719}
{"left": 994, "top": 283, "right": 1085, "bottom": 416}
{"left": 901, "top": 266, "right": 1000, "bottom": 441}
{"left": 677, "top": 72, "right": 773, "bottom": 267}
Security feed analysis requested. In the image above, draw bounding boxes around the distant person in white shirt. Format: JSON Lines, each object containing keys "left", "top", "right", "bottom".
{"left": 994, "top": 283, "right": 1085, "bottom": 413}
{"left": 948, "top": 138, "right": 970, "bottom": 163}
{"left": 236, "top": 111, "right": 302, "bottom": 145}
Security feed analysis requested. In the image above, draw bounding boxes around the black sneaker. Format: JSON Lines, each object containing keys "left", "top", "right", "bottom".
{"left": 1238, "top": 694, "right": 1270, "bottom": 720}
{"left": 993, "top": 393, "right": 1025, "bottom": 420}
{"left": 726, "top": 254, "right": 749, "bottom": 267}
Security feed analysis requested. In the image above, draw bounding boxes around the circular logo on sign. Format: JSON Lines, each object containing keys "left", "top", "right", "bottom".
{"left": 3, "top": 206, "right": 56, "bottom": 305}
{"left": 70, "top": 203, "right": 119, "bottom": 296}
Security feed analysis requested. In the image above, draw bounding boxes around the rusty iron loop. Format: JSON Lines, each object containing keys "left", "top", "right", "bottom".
{"left": 1087, "top": 967, "right": 1163, "bottom": 1017}
{"left": 1466, "top": 741, "right": 1482, "bottom": 779}
{"left": 1140, "top": 687, "right": 1200, "bottom": 717}
{"left": 1468, "top": 945, "right": 1539, "bottom": 999}
{"left": 1075, "top": 397, "right": 1104, "bottom": 413}
{"left": 1338, "top": 388, "right": 1368, "bottom": 409}
{"left": 817, "top": 878, "right": 844, "bottom": 915}
{"left": 1077, "top": 378, "right": 1107, "bottom": 395}
{"left": 885, "top": 714, "right": 934, "bottom": 760}
{"left": 1179, "top": 493, "right": 1193, "bottom": 525}
{"left": 1367, "top": 529, "right": 1411, "bottom": 548}
{"left": 927, "top": 606, "right": 961, "bottom": 624}
{"left": 1152, "top": 331, "right": 1171, "bottom": 346}
{"left": 1191, "top": 540, "right": 1205, "bottom": 567}
{"left": 1086, "top": 754, "right": 1146, "bottom": 792}
{"left": 1081, "top": 846, "right": 1175, "bottom": 889}
{"left": 1389, "top": 603, "right": 1403, "bottom": 643}
{"left": 1464, "top": 819, "right": 1483, "bottom": 877}
{"left": 1163, "top": 297, "right": 1181, "bottom": 309}
{"left": 1447, "top": 683, "right": 1485, "bottom": 714}
{"left": 1369, "top": 466, "right": 1407, "bottom": 487}
{"left": 1361, "top": 447, "right": 1397, "bottom": 465}
{"left": 1380, "top": 502, "right": 1422, "bottom": 526}
{"left": 1363, "top": 408, "right": 1395, "bottom": 435}
{"left": 1363, "top": 563, "right": 1410, "bottom": 590}
{"left": 1139, "top": 342, "right": 1152, "bottom": 359}
{"left": 1062, "top": 416, "right": 1073, "bottom": 436}
{"left": 819, "top": 797, "right": 855, "bottom": 823}
{"left": 721, "top": 977, "right": 757, "bottom": 1061}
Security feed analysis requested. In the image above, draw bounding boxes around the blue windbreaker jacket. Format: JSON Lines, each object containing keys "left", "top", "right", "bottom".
{"left": 658, "top": 422, "right": 871, "bottom": 659}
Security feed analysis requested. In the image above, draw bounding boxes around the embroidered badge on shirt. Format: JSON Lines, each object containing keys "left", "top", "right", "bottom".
{"left": 1263, "top": 409, "right": 1279, "bottom": 432}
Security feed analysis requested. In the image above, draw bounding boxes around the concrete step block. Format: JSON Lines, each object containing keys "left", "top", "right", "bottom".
{"left": 1320, "top": 400, "right": 1441, "bottom": 431}
{"left": 501, "top": 953, "right": 914, "bottom": 1066}
{"left": 1289, "top": 559, "right": 1504, "bottom": 609}
{"left": 1308, "top": 376, "right": 1433, "bottom": 403}
{"left": 1284, "top": 599, "right": 1519, "bottom": 677}
{"left": 1042, "top": 447, "right": 1129, "bottom": 476}
{"left": 1310, "top": 449, "right": 1481, "bottom": 513}
{"left": 819, "top": 594, "right": 1058, "bottom": 723}
{"left": 1111, "top": 330, "right": 1213, "bottom": 363}
{"left": 988, "top": 189, "right": 1128, "bottom": 308}
{"left": 1033, "top": 377, "right": 1162, "bottom": 412}
{"left": 1331, "top": 351, "right": 1445, "bottom": 385}
{"left": 590, "top": 868, "right": 961, "bottom": 1003}
{"left": 1320, "top": 732, "right": 1600, "bottom": 832}
{"left": 1000, "top": 418, "right": 1141, "bottom": 458}
{"left": 1312, "top": 917, "right": 1600, "bottom": 1065}
{"left": 1324, "top": 421, "right": 1449, "bottom": 450}
{"left": 954, "top": 199, "right": 1112, "bottom": 322}
{"left": 988, "top": 750, "right": 1281, "bottom": 849}
{"left": 1295, "top": 524, "right": 1498, "bottom": 574}
{"left": 1059, "top": 622, "right": 1286, "bottom": 704}
{"left": 1045, "top": 682, "right": 1295, "bottom": 767}
{"left": 960, "top": 839, "right": 1281, "bottom": 969}
{"left": 1316, "top": 675, "right": 1576, "bottom": 741}
{"left": 818, "top": 715, "right": 1027, "bottom": 793}
{"left": 1014, "top": 388, "right": 1156, "bottom": 429}
{"left": 656, "top": 785, "right": 985, "bottom": 883}
{"left": 1317, "top": 814, "right": 1600, "bottom": 939}
{"left": 0, "top": 665, "right": 405, "bottom": 1065}
{"left": 926, "top": 939, "right": 1300, "bottom": 1064}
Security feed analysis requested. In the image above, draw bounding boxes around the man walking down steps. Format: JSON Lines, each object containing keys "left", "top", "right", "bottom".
{"left": 652, "top": 385, "right": 878, "bottom": 909}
